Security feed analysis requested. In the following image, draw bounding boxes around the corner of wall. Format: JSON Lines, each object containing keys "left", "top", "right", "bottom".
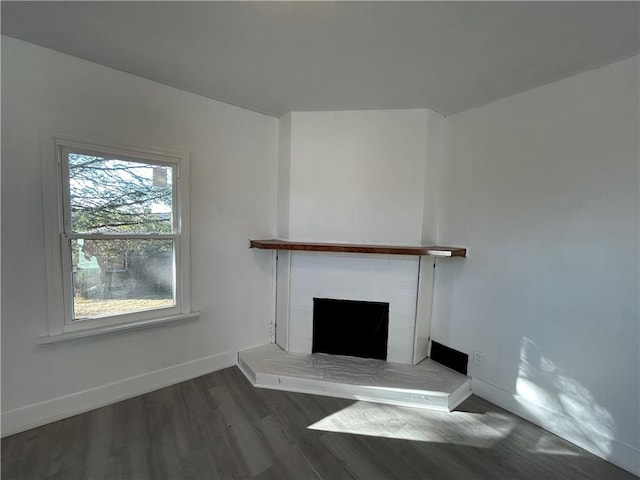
{"left": 422, "top": 109, "right": 446, "bottom": 245}
{"left": 472, "top": 378, "right": 640, "bottom": 476}
{"left": 276, "top": 114, "right": 292, "bottom": 239}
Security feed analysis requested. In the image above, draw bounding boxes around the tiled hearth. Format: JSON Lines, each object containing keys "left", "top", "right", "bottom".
{"left": 238, "top": 344, "right": 471, "bottom": 411}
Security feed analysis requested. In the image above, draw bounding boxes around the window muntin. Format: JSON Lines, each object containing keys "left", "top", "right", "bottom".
{"left": 55, "top": 143, "right": 185, "bottom": 327}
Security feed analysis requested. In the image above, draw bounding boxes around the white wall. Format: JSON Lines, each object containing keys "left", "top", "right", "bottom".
{"left": 433, "top": 56, "right": 639, "bottom": 473}
{"left": 1, "top": 37, "right": 278, "bottom": 431}
{"left": 286, "top": 110, "right": 430, "bottom": 245}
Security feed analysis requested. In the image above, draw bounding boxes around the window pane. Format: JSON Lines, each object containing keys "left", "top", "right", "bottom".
{"left": 67, "top": 154, "right": 174, "bottom": 234}
{"left": 71, "top": 238, "right": 175, "bottom": 320}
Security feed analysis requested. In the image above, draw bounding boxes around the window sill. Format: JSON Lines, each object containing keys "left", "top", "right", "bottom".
{"left": 38, "top": 312, "right": 200, "bottom": 345}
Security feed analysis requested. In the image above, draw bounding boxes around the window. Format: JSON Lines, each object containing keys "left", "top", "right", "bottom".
{"left": 41, "top": 136, "right": 194, "bottom": 340}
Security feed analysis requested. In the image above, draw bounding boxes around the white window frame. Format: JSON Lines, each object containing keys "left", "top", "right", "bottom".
{"left": 40, "top": 135, "right": 196, "bottom": 342}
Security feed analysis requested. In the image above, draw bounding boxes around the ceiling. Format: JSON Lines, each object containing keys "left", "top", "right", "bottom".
{"left": 2, "top": 1, "right": 639, "bottom": 118}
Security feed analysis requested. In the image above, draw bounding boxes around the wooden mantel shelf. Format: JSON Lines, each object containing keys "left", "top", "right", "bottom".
{"left": 249, "top": 239, "right": 466, "bottom": 257}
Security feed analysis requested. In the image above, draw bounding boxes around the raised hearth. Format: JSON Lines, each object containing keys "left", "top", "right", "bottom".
{"left": 238, "top": 344, "right": 472, "bottom": 412}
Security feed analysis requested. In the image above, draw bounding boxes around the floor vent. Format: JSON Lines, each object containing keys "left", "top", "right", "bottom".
{"left": 430, "top": 341, "right": 468, "bottom": 375}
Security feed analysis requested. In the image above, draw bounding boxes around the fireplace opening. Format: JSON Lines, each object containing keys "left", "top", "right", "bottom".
{"left": 312, "top": 298, "right": 389, "bottom": 361}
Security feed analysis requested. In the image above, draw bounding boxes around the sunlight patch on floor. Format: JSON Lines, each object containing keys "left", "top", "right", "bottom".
{"left": 308, "top": 400, "right": 515, "bottom": 446}
{"left": 531, "top": 435, "right": 582, "bottom": 457}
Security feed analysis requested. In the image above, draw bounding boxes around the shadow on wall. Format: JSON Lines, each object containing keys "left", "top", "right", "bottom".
{"left": 515, "top": 337, "right": 614, "bottom": 457}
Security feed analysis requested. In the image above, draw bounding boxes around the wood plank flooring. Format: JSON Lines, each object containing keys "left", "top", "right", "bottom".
{"left": 2, "top": 366, "right": 636, "bottom": 479}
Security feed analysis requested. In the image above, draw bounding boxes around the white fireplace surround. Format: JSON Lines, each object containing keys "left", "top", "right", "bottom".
{"left": 275, "top": 251, "right": 435, "bottom": 364}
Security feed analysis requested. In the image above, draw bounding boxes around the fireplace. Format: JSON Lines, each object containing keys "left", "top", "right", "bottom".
{"left": 252, "top": 240, "right": 464, "bottom": 365}
{"left": 312, "top": 298, "right": 389, "bottom": 360}
{"left": 278, "top": 251, "right": 430, "bottom": 364}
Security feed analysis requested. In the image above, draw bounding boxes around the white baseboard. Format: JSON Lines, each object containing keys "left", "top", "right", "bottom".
{"left": 472, "top": 377, "right": 640, "bottom": 477}
{"left": 1, "top": 349, "right": 238, "bottom": 437}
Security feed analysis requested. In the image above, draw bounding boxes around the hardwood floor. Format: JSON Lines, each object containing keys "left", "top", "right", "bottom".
{"left": 2, "top": 366, "right": 636, "bottom": 479}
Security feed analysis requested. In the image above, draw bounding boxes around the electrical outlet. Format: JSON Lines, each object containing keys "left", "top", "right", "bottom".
{"left": 473, "top": 350, "right": 485, "bottom": 366}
